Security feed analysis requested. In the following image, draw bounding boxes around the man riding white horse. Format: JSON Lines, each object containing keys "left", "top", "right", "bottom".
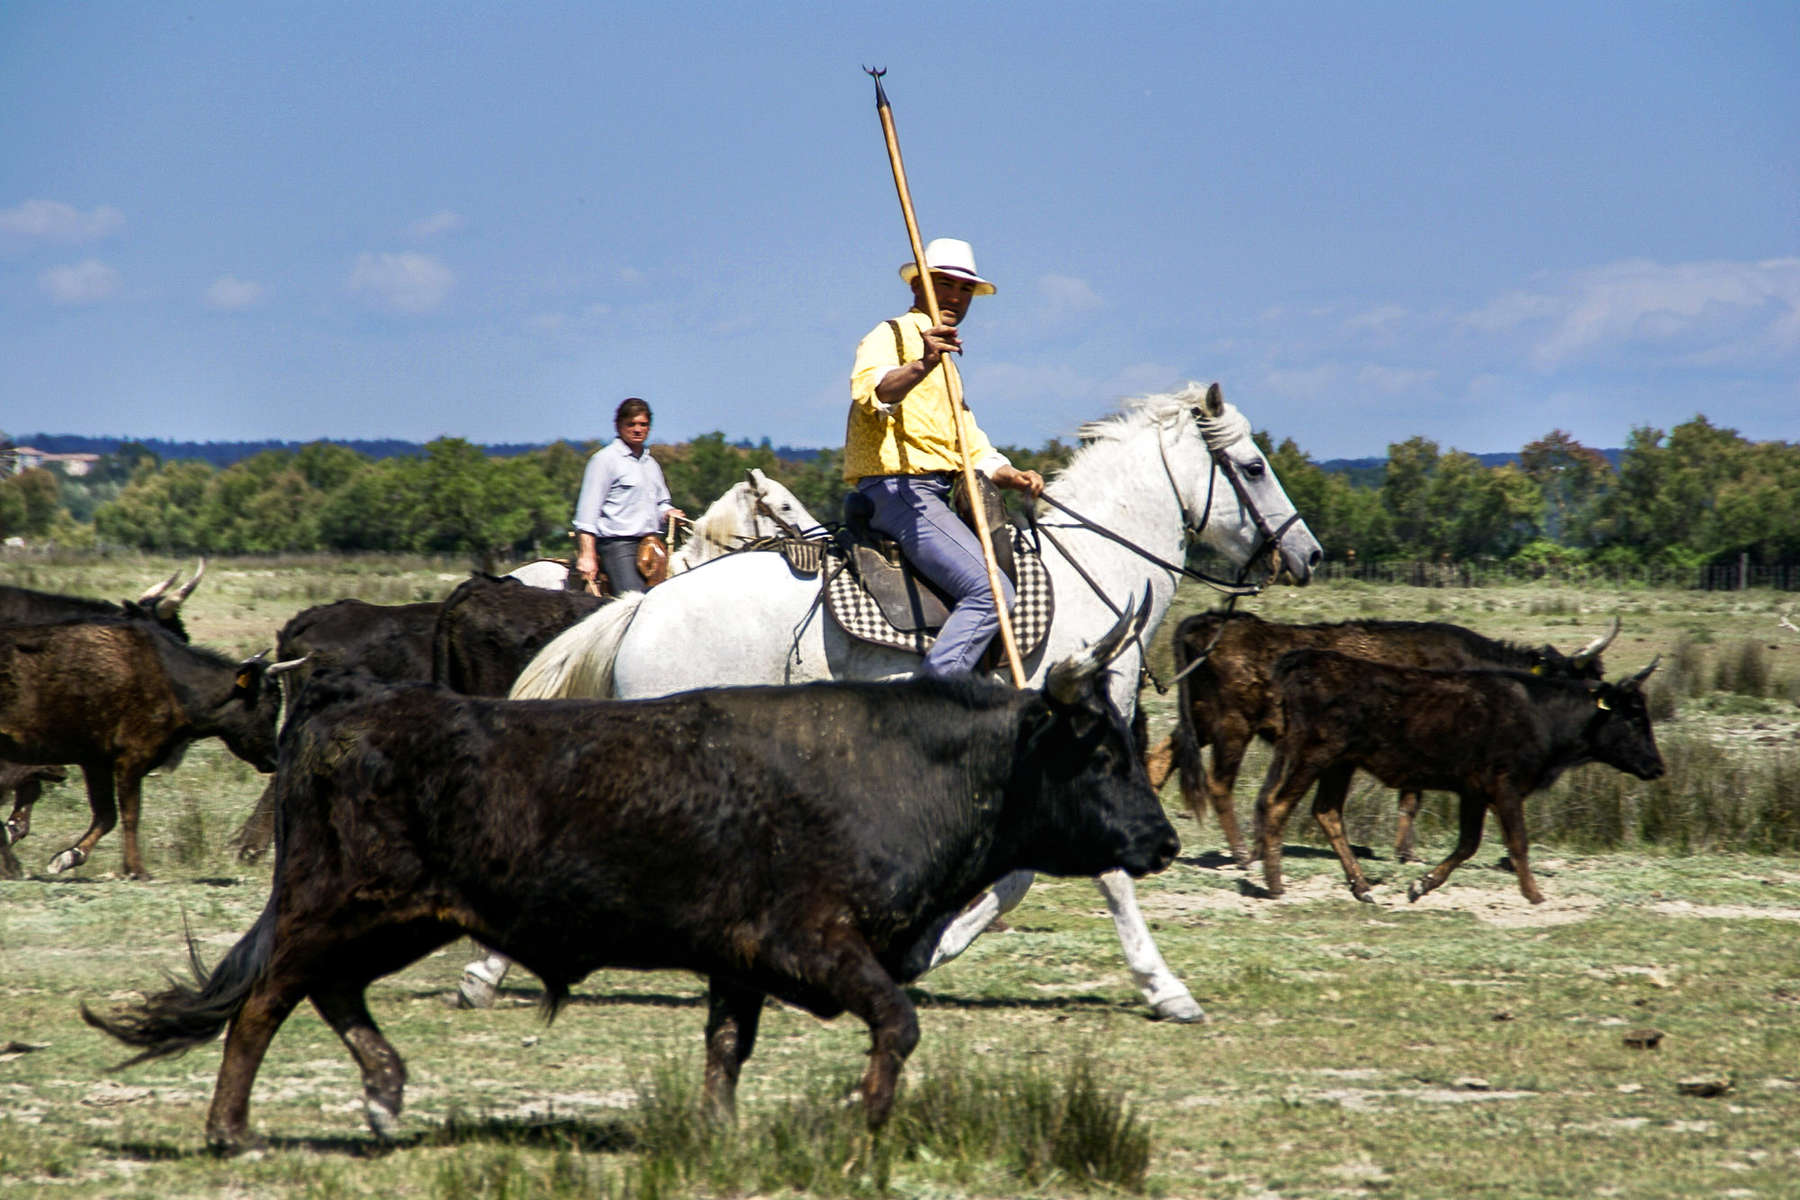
{"left": 847, "top": 237, "right": 1043, "bottom": 676}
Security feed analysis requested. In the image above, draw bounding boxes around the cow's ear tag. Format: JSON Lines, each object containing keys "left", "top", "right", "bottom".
{"left": 1596, "top": 695, "right": 1611, "bottom": 711}
{"left": 235, "top": 669, "right": 254, "bottom": 690}
{"left": 1531, "top": 663, "right": 1546, "bottom": 675}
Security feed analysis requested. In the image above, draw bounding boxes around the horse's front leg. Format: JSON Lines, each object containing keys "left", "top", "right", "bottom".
{"left": 924, "top": 869, "right": 1034, "bottom": 971}
{"left": 1094, "top": 870, "right": 1206, "bottom": 1022}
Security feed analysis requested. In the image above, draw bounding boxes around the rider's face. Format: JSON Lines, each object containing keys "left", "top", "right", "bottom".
{"left": 617, "top": 413, "right": 651, "bottom": 451}
{"left": 914, "top": 272, "right": 978, "bottom": 326}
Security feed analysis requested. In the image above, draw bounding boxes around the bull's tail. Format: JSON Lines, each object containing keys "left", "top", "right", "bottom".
{"left": 81, "top": 897, "right": 278, "bottom": 1068}
{"left": 509, "top": 591, "right": 644, "bottom": 700}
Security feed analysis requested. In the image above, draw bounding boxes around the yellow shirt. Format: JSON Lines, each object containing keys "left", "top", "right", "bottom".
{"left": 843, "top": 310, "right": 1011, "bottom": 482}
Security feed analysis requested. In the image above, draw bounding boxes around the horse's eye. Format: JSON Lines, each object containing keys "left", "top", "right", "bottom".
{"left": 1189, "top": 407, "right": 1203, "bottom": 420}
{"left": 1243, "top": 459, "right": 1266, "bottom": 478}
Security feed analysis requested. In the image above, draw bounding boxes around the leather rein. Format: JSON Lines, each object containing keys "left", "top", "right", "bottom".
{"left": 1024, "top": 407, "right": 1303, "bottom": 690}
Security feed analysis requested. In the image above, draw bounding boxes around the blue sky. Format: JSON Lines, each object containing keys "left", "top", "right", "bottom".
{"left": 2, "top": 2, "right": 1794, "bottom": 460}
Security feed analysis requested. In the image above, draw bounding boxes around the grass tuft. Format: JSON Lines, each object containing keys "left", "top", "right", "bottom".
{"left": 1713, "top": 638, "right": 1773, "bottom": 698}
{"left": 1533, "top": 735, "right": 1800, "bottom": 853}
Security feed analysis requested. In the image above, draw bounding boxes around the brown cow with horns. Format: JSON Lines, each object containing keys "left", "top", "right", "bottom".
{"left": 1254, "top": 649, "right": 1664, "bottom": 904}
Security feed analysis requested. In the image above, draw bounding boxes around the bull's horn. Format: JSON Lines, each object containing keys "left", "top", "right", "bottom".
{"left": 265, "top": 653, "right": 312, "bottom": 677}
{"left": 1627, "top": 656, "right": 1661, "bottom": 686}
{"left": 1045, "top": 586, "right": 1152, "bottom": 704}
{"left": 1571, "top": 615, "right": 1621, "bottom": 667}
{"left": 155, "top": 557, "right": 207, "bottom": 618}
{"left": 136, "top": 569, "right": 181, "bottom": 605}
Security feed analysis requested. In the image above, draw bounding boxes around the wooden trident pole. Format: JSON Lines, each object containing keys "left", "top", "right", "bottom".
{"left": 865, "top": 67, "right": 1027, "bottom": 687}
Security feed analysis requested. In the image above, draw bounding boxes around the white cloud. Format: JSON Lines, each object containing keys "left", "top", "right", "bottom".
{"left": 1343, "top": 304, "right": 1411, "bottom": 334}
{"left": 347, "top": 252, "right": 454, "bottom": 313}
{"left": 1356, "top": 363, "right": 1438, "bottom": 393}
{"left": 1464, "top": 257, "right": 1800, "bottom": 370}
{"left": 1035, "top": 273, "right": 1104, "bottom": 322}
{"left": 204, "top": 275, "right": 266, "bottom": 310}
{"left": 0, "top": 199, "right": 124, "bottom": 242}
{"left": 40, "top": 259, "right": 121, "bottom": 304}
{"left": 406, "top": 210, "right": 464, "bottom": 238}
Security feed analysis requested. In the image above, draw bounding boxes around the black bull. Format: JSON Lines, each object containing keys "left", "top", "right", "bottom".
{"left": 86, "top": 652, "right": 1178, "bottom": 1150}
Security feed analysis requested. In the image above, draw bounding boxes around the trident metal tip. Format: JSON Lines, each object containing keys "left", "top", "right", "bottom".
{"left": 864, "top": 65, "right": 890, "bottom": 108}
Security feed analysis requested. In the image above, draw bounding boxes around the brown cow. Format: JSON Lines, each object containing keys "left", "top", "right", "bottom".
{"left": 1253, "top": 650, "right": 1663, "bottom": 904}
{"left": 1154, "top": 611, "right": 1614, "bottom": 866}
{"left": 0, "top": 619, "right": 300, "bottom": 877}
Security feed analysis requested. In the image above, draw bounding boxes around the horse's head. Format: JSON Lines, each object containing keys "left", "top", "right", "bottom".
{"left": 743, "top": 468, "right": 821, "bottom": 541}
{"left": 1158, "top": 382, "right": 1322, "bottom": 586}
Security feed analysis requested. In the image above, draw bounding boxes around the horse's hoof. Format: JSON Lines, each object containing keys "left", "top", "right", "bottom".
{"left": 49, "top": 849, "right": 83, "bottom": 874}
{"left": 1407, "top": 880, "right": 1429, "bottom": 903}
{"left": 453, "top": 968, "right": 498, "bottom": 1010}
{"left": 1353, "top": 888, "right": 1375, "bottom": 903}
{"left": 1150, "top": 993, "right": 1209, "bottom": 1024}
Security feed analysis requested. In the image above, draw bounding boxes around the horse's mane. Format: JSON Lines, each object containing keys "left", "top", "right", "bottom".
{"left": 1062, "top": 382, "right": 1251, "bottom": 481}
{"left": 687, "top": 490, "right": 745, "bottom": 550}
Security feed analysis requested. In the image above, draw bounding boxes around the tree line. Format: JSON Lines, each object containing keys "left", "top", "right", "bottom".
{"left": 2, "top": 415, "right": 1793, "bottom": 573}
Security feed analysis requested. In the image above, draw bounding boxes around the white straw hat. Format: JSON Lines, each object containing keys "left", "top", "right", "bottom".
{"left": 899, "top": 237, "right": 996, "bottom": 295}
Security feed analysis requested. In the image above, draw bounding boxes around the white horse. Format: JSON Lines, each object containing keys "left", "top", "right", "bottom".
{"left": 503, "top": 467, "right": 822, "bottom": 589}
{"left": 499, "top": 383, "right": 1322, "bottom": 1021}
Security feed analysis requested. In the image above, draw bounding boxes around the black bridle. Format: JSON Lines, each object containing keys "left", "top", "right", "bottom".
{"left": 1025, "top": 404, "right": 1304, "bottom": 689}
{"left": 747, "top": 477, "right": 824, "bottom": 543}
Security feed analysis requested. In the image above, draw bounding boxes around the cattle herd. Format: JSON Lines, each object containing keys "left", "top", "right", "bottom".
{"left": 0, "top": 561, "right": 1665, "bottom": 1151}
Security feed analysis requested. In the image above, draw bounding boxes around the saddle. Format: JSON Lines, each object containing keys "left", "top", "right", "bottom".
{"left": 826, "top": 476, "right": 1053, "bottom": 659}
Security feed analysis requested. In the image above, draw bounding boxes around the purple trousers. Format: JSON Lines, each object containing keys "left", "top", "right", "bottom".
{"left": 856, "top": 473, "right": 1014, "bottom": 677}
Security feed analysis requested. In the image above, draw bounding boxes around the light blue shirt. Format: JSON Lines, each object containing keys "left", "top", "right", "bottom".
{"left": 572, "top": 439, "right": 674, "bottom": 538}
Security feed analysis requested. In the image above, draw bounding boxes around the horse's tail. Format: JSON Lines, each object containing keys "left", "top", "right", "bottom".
{"left": 509, "top": 591, "right": 645, "bottom": 700}
{"left": 81, "top": 894, "right": 279, "bottom": 1067}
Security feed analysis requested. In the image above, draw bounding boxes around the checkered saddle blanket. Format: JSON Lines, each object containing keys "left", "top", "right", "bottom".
{"left": 820, "top": 525, "right": 1054, "bottom": 658}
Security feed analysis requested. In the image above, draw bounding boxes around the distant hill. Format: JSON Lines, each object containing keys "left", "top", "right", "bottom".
{"left": 16, "top": 433, "right": 829, "bottom": 469}
{"left": 1317, "top": 449, "right": 1624, "bottom": 488}
{"left": 18, "top": 434, "right": 1616, "bottom": 479}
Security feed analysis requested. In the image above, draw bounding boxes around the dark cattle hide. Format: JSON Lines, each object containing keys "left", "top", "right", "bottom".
{"left": 1254, "top": 649, "right": 1663, "bottom": 904}
{"left": 0, "top": 619, "right": 296, "bottom": 877}
{"left": 1159, "top": 611, "right": 1614, "bottom": 866}
{"left": 85, "top": 622, "right": 1178, "bottom": 1151}
{"left": 230, "top": 597, "right": 441, "bottom": 862}
{"left": 0, "top": 560, "right": 204, "bottom": 644}
{"left": 276, "top": 597, "right": 440, "bottom": 683}
{"left": 1, "top": 565, "right": 206, "bottom": 859}
{"left": 431, "top": 573, "right": 605, "bottom": 697}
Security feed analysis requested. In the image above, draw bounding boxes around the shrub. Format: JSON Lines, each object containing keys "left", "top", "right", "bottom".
{"left": 1713, "top": 639, "right": 1773, "bottom": 698}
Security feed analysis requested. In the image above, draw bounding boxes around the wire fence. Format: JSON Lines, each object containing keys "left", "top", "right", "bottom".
{"left": 1306, "top": 559, "right": 1800, "bottom": 591}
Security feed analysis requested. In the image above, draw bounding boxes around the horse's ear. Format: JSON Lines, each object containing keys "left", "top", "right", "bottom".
{"left": 1203, "top": 382, "right": 1225, "bottom": 417}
